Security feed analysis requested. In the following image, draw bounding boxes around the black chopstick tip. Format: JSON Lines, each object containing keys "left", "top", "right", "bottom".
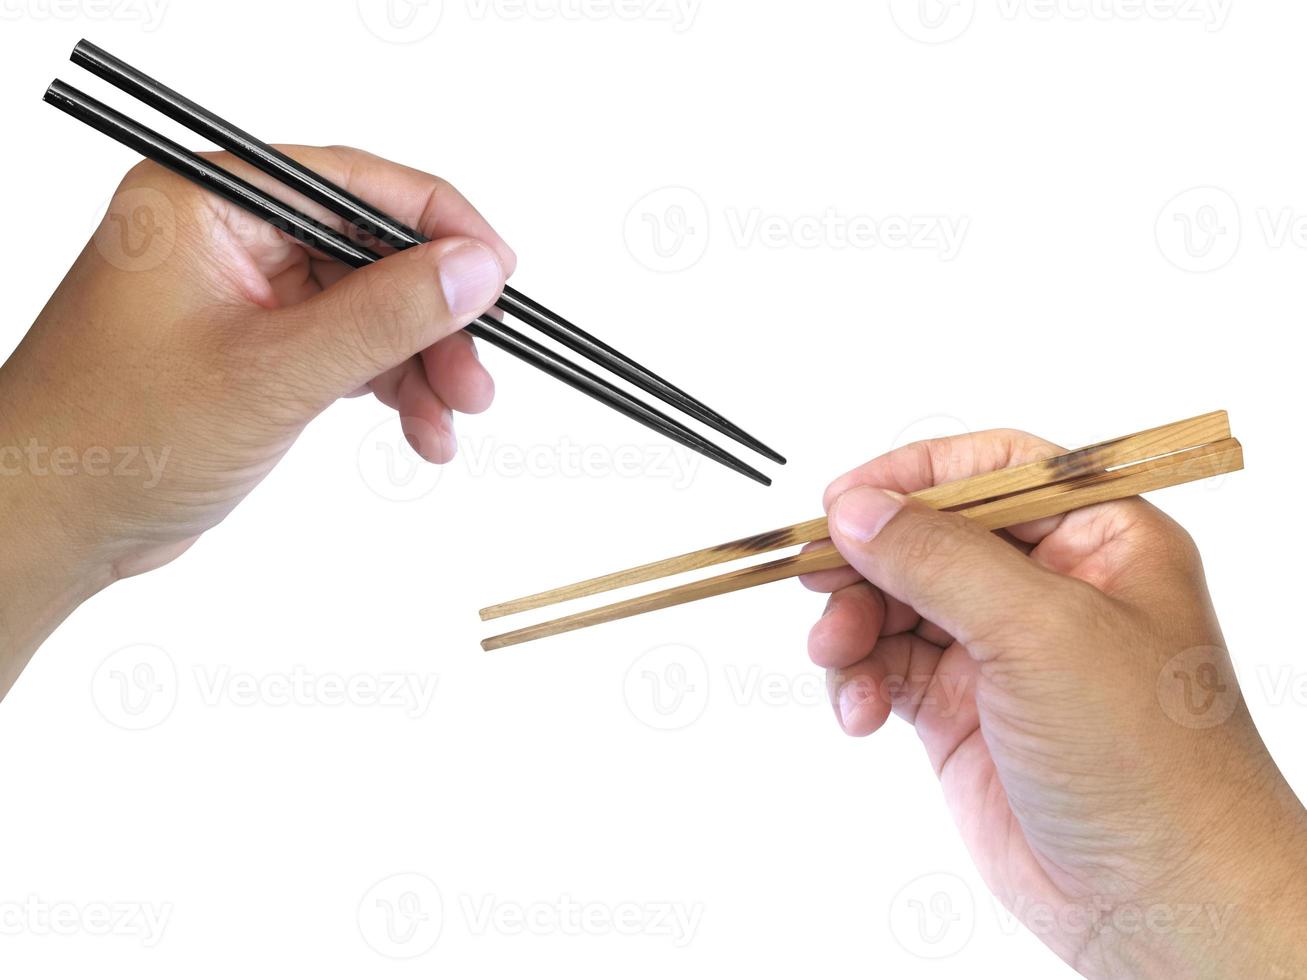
{"left": 744, "top": 439, "right": 786, "bottom": 466}
{"left": 708, "top": 452, "right": 771, "bottom": 486}
{"left": 733, "top": 462, "right": 772, "bottom": 487}
{"left": 696, "top": 443, "right": 772, "bottom": 486}
{"left": 723, "top": 431, "right": 785, "bottom": 466}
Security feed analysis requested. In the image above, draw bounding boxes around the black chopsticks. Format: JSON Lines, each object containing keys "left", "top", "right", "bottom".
{"left": 45, "top": 40, "right": 785, "bottom": 486}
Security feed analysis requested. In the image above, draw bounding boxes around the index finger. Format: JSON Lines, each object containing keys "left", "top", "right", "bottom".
{"left": 804, "top": 428, "right": 1060, "bottom": 595}
{"left": 817, "top": 428, "right": 1071, "bottom": 564}
{"left": 823, "top": 428, "right": 1066, "bottom": 511}
{"left": 221, "top": 143, "right": 517, "bottom": 276}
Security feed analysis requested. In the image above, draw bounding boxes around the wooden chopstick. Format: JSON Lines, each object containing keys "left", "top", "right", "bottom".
{"left": 480, "top": 411, "right": 1231, "bottom": 621}
{"left": 480, "top": 435, "right": 1242, "bottom": 651}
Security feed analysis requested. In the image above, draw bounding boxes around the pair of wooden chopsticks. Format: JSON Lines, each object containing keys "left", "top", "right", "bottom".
{"left": 44, "top": 40, "right": 782, "bottom": 486}
{"left": 479, "top": 411, "right": 1242, "bottom": 649}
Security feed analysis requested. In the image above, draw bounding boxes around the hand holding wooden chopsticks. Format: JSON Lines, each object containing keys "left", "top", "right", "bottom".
{"left": 481, "top": 412, "right": 1242, "bottom": 649}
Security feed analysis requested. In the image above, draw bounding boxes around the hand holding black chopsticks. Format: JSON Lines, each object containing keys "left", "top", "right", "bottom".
{"left": 44, "top": 40, "right": 783, "bottom": 486}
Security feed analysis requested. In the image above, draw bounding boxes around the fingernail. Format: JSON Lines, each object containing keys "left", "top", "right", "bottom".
{"left": 439, "top": 243, "right": 503, "bottom": 317}
{"left": 832, "top": 487, "right": 906, "bottom": 544}
{"left": 837, "top": 679, "right": 872, "bottom": 732}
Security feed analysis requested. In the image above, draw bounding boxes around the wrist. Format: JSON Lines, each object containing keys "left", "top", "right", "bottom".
{"left": 1197, "top": 797, "right": 1307, "bottom": 979}
{"left": 1081, "top": 772, "right": 1307, "bottom": 979}
{"left": 0, "top": 460, "right": 116, "bottom": 698}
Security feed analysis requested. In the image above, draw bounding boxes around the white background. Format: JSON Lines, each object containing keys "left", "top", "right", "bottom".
{"left": 0, "top": 1, "right": 1302, "bottom": 977}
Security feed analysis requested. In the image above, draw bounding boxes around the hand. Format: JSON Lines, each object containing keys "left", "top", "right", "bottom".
{"left": 0, "top": 146, "right": 514, "bottom": 692}
{"left": 801, "top": 430, "right": 1307, "bottom": 978}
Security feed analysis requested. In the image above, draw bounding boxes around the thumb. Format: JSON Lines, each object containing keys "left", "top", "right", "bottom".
{"left": 260, "top": 237, "right": 505, "bottom": 407}
{"left": 827, "top": 486, "right": 1076, "bottom": 662}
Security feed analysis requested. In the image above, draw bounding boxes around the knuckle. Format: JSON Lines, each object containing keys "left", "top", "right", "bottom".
{"left": 427, "top": 173, "right": 456, "bottom": 198}
{"left": 417, "top": 176, "right": 459, "bottom": 228}
{"left": 322, "top": 144, "right": 370, "bottom": 173}
{"left": 115, "top": 159, "right": 178, "bottom": 201}
{"left": 1134, "top": 509, "right": 1203, "bottom": 573}
{"left": 119, "top": 159, "right": 157, "bottom": 187}
{"left": 1160, "top": 519, "right": 1201, "bottom": 566}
